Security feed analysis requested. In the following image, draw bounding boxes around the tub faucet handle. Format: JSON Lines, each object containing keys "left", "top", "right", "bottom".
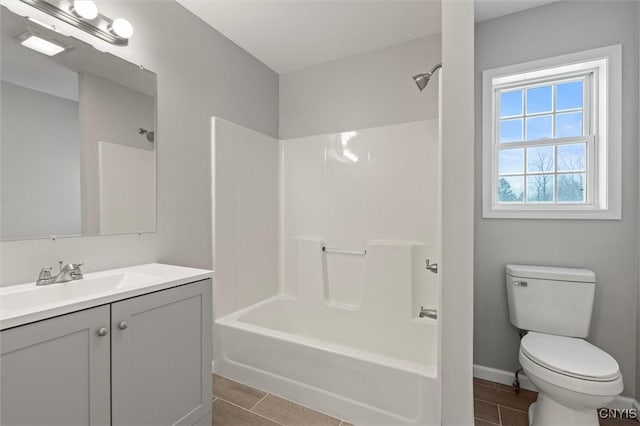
{"left": 425, "top": 259, "right": 438, "bottom": 274}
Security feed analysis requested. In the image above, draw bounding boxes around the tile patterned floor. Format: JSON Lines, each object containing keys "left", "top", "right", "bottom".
{"left": 212, "top": 374, "right": 638, "bottom": 426}
{"left": 473, "top": 377, "right": 639, "bottom": 426}
{"left": 212, "top": 374, "right": 353, "bottom": 426}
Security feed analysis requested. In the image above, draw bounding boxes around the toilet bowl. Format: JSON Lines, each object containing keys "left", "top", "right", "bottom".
{"left": 519, "top": 332, "right": 623, "bottom": 426}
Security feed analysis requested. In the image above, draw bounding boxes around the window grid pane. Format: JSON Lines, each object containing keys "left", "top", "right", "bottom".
{"left": 557, "top": 173, "right": 586, "bottom": 203}
{"left": 500, "top": 90, "right": 523, "bottom": 118}
{"left": 498, "top": 77, "right": 586, "bottom": 143}
{"left": 496, "top": 141, "right": 589, "bottom": 205}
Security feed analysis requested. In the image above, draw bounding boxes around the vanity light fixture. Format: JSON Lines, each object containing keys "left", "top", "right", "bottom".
{"left": 28, "top": 17, "right": 62, "bottom": 32}
{"left": 19, "top": 0, "right": 133, "bottom": 46}
{"left": 15, "top": 28, "right": 67, "bottom": 56}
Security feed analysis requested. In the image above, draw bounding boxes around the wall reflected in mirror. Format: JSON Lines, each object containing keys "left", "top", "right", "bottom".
{"left": 1, "top": 5, "right": 157, "bottom": 241}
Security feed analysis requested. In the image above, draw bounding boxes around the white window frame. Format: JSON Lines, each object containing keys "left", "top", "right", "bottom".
{"left": 482, "top": 45, "right": 622, "bottom": 219}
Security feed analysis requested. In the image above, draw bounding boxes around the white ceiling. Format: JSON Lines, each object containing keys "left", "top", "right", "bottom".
{"left": 178, "top": 0, "right": 559, "bottom": 74}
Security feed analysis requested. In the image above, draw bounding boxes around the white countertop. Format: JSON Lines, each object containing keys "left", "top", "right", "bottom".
{"left": 0, "top": 263, "right": 214, "bottom": 330}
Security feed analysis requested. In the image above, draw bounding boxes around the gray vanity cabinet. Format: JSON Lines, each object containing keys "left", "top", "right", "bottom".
{"left": 0, "top": 279, "right": 212, "bottom": 426}
{"left": 0, "top": 305, "right": 111, "bottom": 426}
{"left": 111, "top": 279, "right": 212, "bottom": 426}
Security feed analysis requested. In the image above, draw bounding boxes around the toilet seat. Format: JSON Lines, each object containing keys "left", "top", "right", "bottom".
{"left": 519, "top": 348, "right": 623, "bottom": 399}
{"left": 521, "top": 332, "right": 620, "bottom": 382}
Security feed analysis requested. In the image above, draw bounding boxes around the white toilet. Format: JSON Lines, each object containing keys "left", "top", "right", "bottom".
{"left": 505, "top": 264, "right": 623, "bottom": 426}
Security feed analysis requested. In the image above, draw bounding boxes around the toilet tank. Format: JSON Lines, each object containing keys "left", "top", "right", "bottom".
{"left": 506, "top": 264, "right": 596, "bottom": 338}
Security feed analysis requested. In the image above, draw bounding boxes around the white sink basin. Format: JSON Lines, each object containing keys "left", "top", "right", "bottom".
{"left": 0, "top": 272, "right": 159, "bottom": 314}
{"left": 0, "top": 263, "right": 214, "bottom": 330}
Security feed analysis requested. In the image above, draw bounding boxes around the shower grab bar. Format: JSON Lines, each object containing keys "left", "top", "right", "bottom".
{"left": 321, "top": 246, "right": 366, "bottom": 256}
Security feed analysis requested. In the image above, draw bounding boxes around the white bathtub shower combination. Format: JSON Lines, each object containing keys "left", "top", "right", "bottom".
{"left": 212, "top": 118, "right": 441, "bottom": 425}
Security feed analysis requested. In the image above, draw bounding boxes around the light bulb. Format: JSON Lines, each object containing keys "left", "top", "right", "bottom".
{"left": 111, "top": 18, "right": 133, "bottom": 39}
{"left": 73, "top": 0, "right": 98, "bottom": 20}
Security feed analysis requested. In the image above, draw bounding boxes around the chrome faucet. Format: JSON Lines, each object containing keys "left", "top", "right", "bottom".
{"left": 419, "top": 306, "right": 437, "bottom": 319}
{"left": 36, "top": 261, "right": 84, "bottom": 286}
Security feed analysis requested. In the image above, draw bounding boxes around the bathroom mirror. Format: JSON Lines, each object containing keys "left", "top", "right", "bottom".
{"left": 0, "top": 5, "right": 157, "bottom": 241}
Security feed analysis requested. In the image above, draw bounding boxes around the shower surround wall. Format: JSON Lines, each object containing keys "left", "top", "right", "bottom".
{"left": 213, "top": 116, "right": 440, "bottom": 424}
{"left": 212, "top": 119, "right": 279, "bottom": 319}
{"left": 281, "top": 120, "right": 439, "bottom": 311}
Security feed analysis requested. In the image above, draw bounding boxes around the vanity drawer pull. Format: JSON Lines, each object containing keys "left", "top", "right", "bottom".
{"left": 97, "top": 327, "right": 108, "bottom": 337}
{"left": 118, "top": 321, "right": 129, "bottom": 330}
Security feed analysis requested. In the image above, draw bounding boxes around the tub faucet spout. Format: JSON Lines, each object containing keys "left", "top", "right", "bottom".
{"left": 419, "top": 307, "right": 437, "bottom": 319}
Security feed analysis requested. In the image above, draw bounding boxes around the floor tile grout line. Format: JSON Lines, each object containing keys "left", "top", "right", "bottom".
{"left": 214, "top": 395, "right": 285, "bottom": 426}
{"left": 248, "top": 389, "right": 344, "bottom": 424}
{"left": 474, "top": 396, "right": 531, "bottom": 413}
{"left": 475, "top": 398, "right": 500, "bottom": 408}
{"left": 249, "top": 392, "right": 270, "bottom": 411}
{"left": 496, "top": 403, "right": 529, "bottom": 414}
{"left": 475, "top": 418, "right": 500, "bottom": 426}
{"left": 473, "top": 399, "right": 500, "bottom": 425}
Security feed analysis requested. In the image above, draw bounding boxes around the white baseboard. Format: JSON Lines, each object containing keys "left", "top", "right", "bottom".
{"left": 473, "top": 364, "right": 639, "bottom": 411}
{"left": 473, "top": 364, "right": 536, "bottom": 392}
{"left": 607, "top": 395, "right": 640, "bottom": 411}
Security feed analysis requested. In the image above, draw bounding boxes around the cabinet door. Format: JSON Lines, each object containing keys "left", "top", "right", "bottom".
{"left": 111, "top": 279, "right": 212, "bottom": 426}
{"left": 0, "top": 305, "right": 111, "bottom": 426}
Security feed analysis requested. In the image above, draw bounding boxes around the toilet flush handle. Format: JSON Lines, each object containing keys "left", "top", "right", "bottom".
{"left": 512, "top": 280, "right": 528, "bottom": 287}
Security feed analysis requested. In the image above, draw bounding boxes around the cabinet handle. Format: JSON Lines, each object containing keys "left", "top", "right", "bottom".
{"left": 118, "top": 321, "right": 129, "bottom": 330}
{"left": 97, "top": 327, "right": 108, "bottom": 336}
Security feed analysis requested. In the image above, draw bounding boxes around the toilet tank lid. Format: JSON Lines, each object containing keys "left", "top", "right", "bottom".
{"left": 506, "top": 264, "right": 595, "bottom": 283}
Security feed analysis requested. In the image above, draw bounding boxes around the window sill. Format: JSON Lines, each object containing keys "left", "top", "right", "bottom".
{"left": 482, "top": 208, "right": 621, "bottom": 220}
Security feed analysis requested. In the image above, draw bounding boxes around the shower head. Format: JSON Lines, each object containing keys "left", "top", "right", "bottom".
{"left": 412, "top": 63, "right": 442, "bottom": 92}
{"left": 412, "top": 73, "right": 431, "bottom": 91}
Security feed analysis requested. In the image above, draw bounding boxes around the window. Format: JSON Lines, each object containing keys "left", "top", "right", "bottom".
{"left": 482, "top": 45, "right": 622, "bottom": 219}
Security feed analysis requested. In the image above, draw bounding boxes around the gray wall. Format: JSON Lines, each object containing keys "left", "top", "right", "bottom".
{"left": 1, "top": 81, "right": 81, "bottom": 240}
{"left": 0, "top": 0, "right": 279, "bottom": 285}
{"left": 78, "top": 72, "right": 154, "bottom": 234}
{"left": 279, "top": 34, "right": 440, "bottom": 139}
{"left": 474, "top": 1, "right": 639, "bottom": 397}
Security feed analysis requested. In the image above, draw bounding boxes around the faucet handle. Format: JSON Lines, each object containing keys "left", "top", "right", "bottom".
{"left": 38, "top": 267, "right": 52, "bottom": 279}
{"left": 71, "top": 263, "right": 84, "bottom": 279}
{"left": 36, "top": 267, "right": 53, "bottom": 285}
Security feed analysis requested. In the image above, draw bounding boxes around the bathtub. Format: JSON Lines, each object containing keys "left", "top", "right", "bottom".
{"left": 214, "top": 294, "right": 439, "bottom": 425}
